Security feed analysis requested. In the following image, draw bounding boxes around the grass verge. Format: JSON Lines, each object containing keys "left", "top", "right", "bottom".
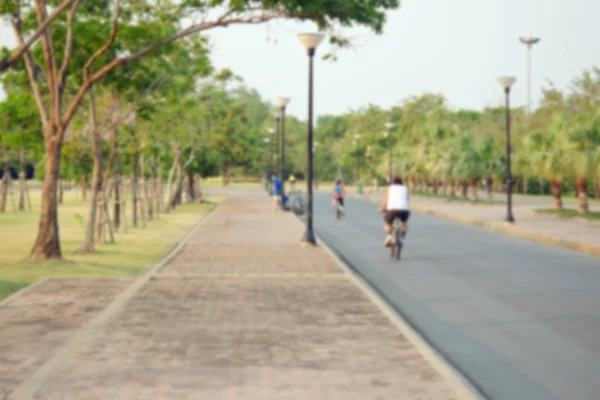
{"left": 0, "top": 190, "right": 221, "bottom": 300}
{"left": 534, "top": 208, "right": 600, "bottom": 221}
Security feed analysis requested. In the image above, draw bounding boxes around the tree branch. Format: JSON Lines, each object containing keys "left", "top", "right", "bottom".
{"left": 10, "top": 19, "right": 49, "bottom": 129}
{"left": 62, "top": 8, "right": 286, "bottom": 138}
{"left": 58, "top": 0, "right": 83, "bottom": 103}
{"left": 183, "top": 150, "right": 195, "bottom": 169}
{"left": 84, "top": 0, "right": 121, "bottom": 79}
{"left": 0, "top": 0, "right": 75, "bottom": 72}
{"left": 34, "top": 0, "right": 60, "bottom": 123}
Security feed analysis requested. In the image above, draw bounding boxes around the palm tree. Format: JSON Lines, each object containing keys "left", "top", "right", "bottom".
{"left": 565, "top": 110, "right": 600, "bottom": 212}
{"left": 526, "top": 121, "right": 569, "bottom": 209}
{"left": 450, "top": 134, "right": 483, "bottom": 200}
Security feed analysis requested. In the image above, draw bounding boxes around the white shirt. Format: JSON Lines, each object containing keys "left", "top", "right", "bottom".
{"left": 386, "top": 184, "right": 409, "bottom": 211}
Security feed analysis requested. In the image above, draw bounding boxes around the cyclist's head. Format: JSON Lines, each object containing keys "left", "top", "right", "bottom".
{"left": 336, "top": 179, "right": 342, "bottom": 185}
{"left": 392, "top": 176, "right": 403, "bottom": 185}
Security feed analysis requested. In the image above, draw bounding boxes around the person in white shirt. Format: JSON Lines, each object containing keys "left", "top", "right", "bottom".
{"left": 377, "top": 176, "right": 411, "bottom": 247}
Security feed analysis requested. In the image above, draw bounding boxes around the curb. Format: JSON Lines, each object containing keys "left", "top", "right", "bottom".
{"left": 358, "top": 193, "right": 600, "bottom": 258}
{"left": 316, "top": 235, "right": 486, "bottom": 400}
{"left": 411, "top": 206, "right": 600, "bottom": 258}
{"left": 8, "top": 205, "right": 221, "bottom": 400}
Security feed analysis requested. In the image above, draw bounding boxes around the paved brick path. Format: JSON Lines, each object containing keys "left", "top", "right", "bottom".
{"left": 4, "top": 191, "right": 456, "bottom": 400}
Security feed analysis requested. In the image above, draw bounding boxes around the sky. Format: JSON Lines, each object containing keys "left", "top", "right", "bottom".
{"left": 1, "top": 0, "right": 600, "bottom": 121}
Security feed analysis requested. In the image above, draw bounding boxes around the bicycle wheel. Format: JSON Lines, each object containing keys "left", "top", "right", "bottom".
{"left": 292, "top": 196, "right": 304, "bottom": 215}
{"left": 395, "top": 231, "right": 402, "bottom": 260}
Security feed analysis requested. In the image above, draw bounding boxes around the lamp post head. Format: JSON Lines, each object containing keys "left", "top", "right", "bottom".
{"left": 519, "top": 36, "right": 541, "bottom": 46}
{"left": 497, "top": 76, "right": 517, "bottom": 93}
{"left": 298, "top": 33, "right": 325, "bottom": 56}
{"left": 276, "top": 97, "right": 290, "bottom": 109}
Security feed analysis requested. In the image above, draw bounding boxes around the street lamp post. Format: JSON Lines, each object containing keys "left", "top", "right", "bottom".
{"left": 268, "top": 127, "right": 276, "bottom": 185}
{"left": 498, "top": 76, "right": 517, "bottom": 223}
{"left": 384, "top": 121, "right": 394, "bottom": 183}
{"left": 263, "top": 137, "right": 271, "bottom": 191}
{"left": 298, "top": 32, "right": 325, "bottom": 246}
{"left": 519, "top": 36, "right": 540, "bottom": 115}
{"left": 313, "top": 141, "right": 319, "bottom": 190}
{"left": 276, "top": 98, "right": 290, "bottom": 209}
{"left": 354, "top": 133, "right": 361, "bottom": 182}
{"left": 274, "top": 112, "right": 281, "bottom": 179}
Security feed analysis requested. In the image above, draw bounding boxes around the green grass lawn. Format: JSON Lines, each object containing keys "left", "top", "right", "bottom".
{"left": 534, "top": 208, "right": 600, "bottom": 221}
{"left": 0, "top": 190, "right": 220, "bottom": 300}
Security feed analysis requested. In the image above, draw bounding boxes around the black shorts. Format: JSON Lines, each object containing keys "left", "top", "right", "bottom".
{"left": 334, "top": 197, "right": 344, "bottom": 206}
{"left": 384, "top": 210, "right": 410, "bottom": 225}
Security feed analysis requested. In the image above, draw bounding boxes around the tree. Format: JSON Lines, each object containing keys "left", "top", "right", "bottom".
{"left": 1, "top": 0, "right": 400, "bottom": 259}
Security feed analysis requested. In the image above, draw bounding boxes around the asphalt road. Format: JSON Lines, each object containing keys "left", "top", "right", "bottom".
{"left": 311, "top": 193, "right": 600, "bottom": 400}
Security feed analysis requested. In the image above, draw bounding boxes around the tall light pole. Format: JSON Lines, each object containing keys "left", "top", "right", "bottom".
{"left": 384, "top": 121, "right": 394, "bottom": 183}
{"left": 263, "top": 137, "right": 271, "bottom": 191}
{"left": 274, "top": 112, "right": 281, "bottom": 180}
{"left": 354, "top": 134, "right": 361, "bottom": 183}
{"left": 519, "top": 36, "right": 540, "bottom": 115}
{"left": 268, "top": 127, "right": 276, "bottom": 182}
{"left": 498, "top": 76, "right": 517, "bottom": 223}
{"left": 276, "top": 97, "right": 290, "bottom": 209}
{"left": 298, "top": 32, "right": 325, "bottom": 246}
{"left": 313, "top": 141, "right": 319, "bottom": 190}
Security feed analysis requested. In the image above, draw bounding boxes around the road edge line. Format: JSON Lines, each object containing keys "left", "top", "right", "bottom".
{"left": 8, "top": 205, "right": 221, "bottom": 400}
{"left": 316, "top": 235, "right": 487, "bottom": 400}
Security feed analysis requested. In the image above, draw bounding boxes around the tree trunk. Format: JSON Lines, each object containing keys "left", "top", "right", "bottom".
{"left": 132, "top": 149, "right": 138, "bottom": 228}
{"left": 165, "top": 155, "right": 179, "bottom": 213}
{"left": 80, "top": 173, "right": 87, "bottom": 200}
{"left": 18, "top": 148, "right": 26, "bottom": 211}
{"left": 156, "top": 161, "right": 162, "bottom": 215}
{"left": 485, "top": 175, "right": 493, "bottom": 201}
{"left": 0, "top": 144, "right": 9, "bottom": 212}
{"left": 167, "top": 161, "right": 183, "bottom": 211}
{"left": 440, "top": 179, "right": 447, "bottom": 195}
{"left": 186, "top": 170, "right": 195, "bottom": 202}
{"left": 140, "top": 154, "right": 151, "bottom": 221}
{"left": 449, "top": 180, "right": 457, "bottom": 197}
{"left": 29, "top": 127, "right": 62, "bottom": 260}
{"left": 113, "top": 140, "right": 121, "bottom": 230}
{"left": 461, "top": 181, "right": 468, "bottom": 199}
{"left": 469, "top": 178, "right": 478, "bottom": 200}
{"left": 550, "top": 178, "right": 563, "bottom": 209}
{"left": 77, "top": 88, "right": 103, "bottom": 254}
{"left": 575, "top": 177, "right": 589, "bottom": 213}
{"left": 523, "top": 176, "right": 529, "bottom": 195}
{"left": 538, "top": 177, "right": 544, "bottom": 195}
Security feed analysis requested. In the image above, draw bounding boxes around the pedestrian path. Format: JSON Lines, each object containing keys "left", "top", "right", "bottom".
{"left": 3, "top": 190, "right": 456, "bottom": 400}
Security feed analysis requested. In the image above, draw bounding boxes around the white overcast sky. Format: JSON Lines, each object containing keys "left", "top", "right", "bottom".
{"left": 2, "top": 0, "right": 599, "bottom": 120}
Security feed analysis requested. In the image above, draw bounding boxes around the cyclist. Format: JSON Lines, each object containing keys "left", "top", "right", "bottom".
{"left": 331, "top": 179, "right": 346, "bottom": 214}
{"left": 378, "top": 176, "right": 410, "bottom": 247}
{"left": 289, "top": 174, "right": 296, "bottom": 191}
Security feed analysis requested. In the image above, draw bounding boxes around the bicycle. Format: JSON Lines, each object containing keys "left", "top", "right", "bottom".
{"left": 390, "top": 218, "right": 403, "bottom": 260}
{"left": 332, "top": 198, "right": 344, "bottom": 219}
{"left": 290, "top": 190, "right": 305, "bottom": 216}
